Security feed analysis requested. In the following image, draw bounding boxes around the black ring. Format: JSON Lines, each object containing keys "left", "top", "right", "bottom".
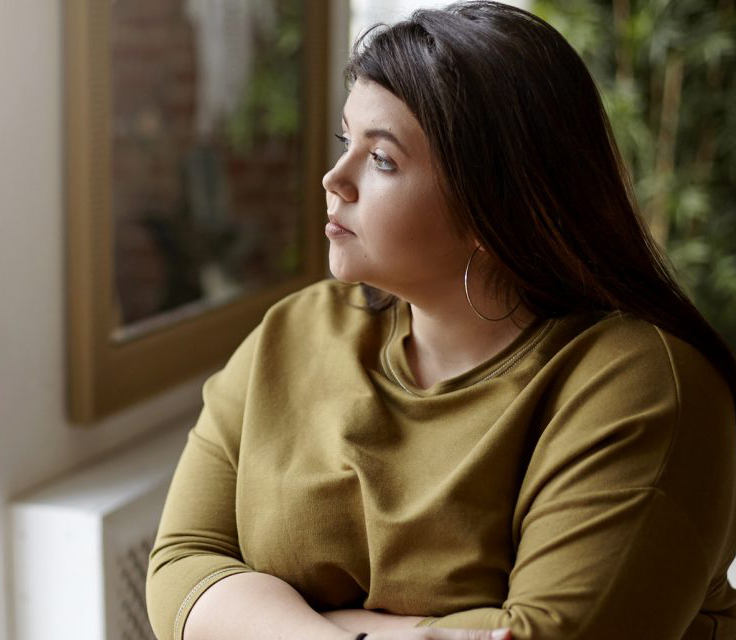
{"left": 355, "top": 634, "right": 369, "bottom": 640}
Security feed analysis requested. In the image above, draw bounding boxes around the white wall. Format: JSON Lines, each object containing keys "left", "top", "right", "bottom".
{"left": 0, "top": 3, "right": 210, "bottom": 639}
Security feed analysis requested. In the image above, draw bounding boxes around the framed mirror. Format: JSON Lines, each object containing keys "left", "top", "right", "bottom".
{"left": 65, "top": 0, "right": 329, "bottom": 424}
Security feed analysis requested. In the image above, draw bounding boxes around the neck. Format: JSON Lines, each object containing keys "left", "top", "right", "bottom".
{"left": 402, "top": 277, "right": 532, "bottom": 389}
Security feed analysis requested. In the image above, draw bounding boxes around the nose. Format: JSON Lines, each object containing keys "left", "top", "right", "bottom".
{"left": 322, "top": 156, "right": 358, "bottom": 203}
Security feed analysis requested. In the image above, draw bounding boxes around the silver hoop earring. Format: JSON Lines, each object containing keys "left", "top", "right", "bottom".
{"left": 464, "top": 246, "right": 520, "bottom": 322}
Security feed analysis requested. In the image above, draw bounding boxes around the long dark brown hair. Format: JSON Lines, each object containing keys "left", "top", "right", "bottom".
{"left": 345, "top": 0, "right": 736, "bottom": 397}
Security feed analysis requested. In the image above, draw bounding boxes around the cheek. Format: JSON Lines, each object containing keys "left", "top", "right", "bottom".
{"left": 361, "top": 199, "right": 418, "bottom": 256}
{"left": 357, "top": 171, "right": 455, "bottom": 258}
{"left": 388, "top": 185, "right": 447, "bottom": 246}
{"left": 374, "top": 180, "right": 428, "bottom": 233}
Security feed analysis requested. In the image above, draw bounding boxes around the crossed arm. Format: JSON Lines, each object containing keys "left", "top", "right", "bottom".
{"left": 146, "top": 423, "right": 511, "bottom": 640}
{"left": 182, "top": 571, "right": 510, "bottom": 640}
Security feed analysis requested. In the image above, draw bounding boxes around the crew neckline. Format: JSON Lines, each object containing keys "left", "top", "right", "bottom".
{"left": 380, "top": 300, "right": 555, "bottom": 397}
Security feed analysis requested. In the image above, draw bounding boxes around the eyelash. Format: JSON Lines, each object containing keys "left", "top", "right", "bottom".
{"left": 334, "top": 133, "right": 396, "bottom": 172}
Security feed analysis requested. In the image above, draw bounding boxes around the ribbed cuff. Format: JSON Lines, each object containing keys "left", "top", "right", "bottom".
{"left": 173, "top": 568, "right": 251, "bottom": 640}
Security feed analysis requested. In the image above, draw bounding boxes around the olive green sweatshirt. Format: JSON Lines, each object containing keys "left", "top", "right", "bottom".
{"left": 146, "top": 279, "right": 736, "bottom": 640}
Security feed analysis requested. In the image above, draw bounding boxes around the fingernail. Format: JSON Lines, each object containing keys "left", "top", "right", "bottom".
{"left": 491, "top": 629, "right": 511, "bottom": 640}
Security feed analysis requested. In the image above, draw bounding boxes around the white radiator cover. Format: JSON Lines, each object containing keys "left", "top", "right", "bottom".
{"left": 11, "top": 425, "right": 188, "bottom": 640}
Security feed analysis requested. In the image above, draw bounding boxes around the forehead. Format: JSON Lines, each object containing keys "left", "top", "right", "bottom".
{"left": 344, "top": 79, "right": 424, "bottom": 142}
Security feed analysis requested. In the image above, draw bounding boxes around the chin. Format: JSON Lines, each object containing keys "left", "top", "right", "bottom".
{"left": 328, "top": 250, "right": 364, "bottom": 284}
{"left": 330, "top": 273, "right": 361, "bottom": 285}
{"left": 327, "top": 261, "right": 361, "bottom": 284}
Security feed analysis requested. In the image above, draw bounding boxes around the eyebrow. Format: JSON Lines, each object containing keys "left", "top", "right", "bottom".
{"left": 342, "top": 112, "right": 410, "bottom": 157}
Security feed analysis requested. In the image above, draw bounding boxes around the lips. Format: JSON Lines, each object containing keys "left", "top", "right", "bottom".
{"left": 326, "top": 213, "right": 355, "bottom": 236}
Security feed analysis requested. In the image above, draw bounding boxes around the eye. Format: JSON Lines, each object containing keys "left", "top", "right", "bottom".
{"left": 370, "top": 151, "right": 396, "bottom": 172}
{"left": 334, "top": 132, "right": 350, "bottom": 153}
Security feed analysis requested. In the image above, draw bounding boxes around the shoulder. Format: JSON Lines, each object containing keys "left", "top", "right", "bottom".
{"left": 526, "top": 312, "right": 735, "bottom": 514}
{"left": 257, "top": 279, "right": 383, "bottom": 344}
{"left": 534, "top": 311, "right": 734, "bottom": 484}
{"left": 265, "top": 278, "right": 365, "bottom": 320}
{"left": 545, "top": 312, "right": 728, "bottom": 409}
{"left": 533, "top": 311, "right": 734, "bottom": 456}
{"left": 562, "top": 315, "right": 736, "bottom": 569}
{"left": 216, "top": 280, "right": 386, "bottom": 383}
{"left": 211, "top": 280, "right": 365, "bottom": 376}
{"left": 227, "top": 279, "right": 395, "bottom": 376}
{"left": 196, "top": 280, "right": 376, "bottom": 447}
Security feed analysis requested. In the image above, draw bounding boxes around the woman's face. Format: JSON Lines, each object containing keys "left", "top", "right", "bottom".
{"left": 322, "top": 78, "right": 472, "bottom": 301}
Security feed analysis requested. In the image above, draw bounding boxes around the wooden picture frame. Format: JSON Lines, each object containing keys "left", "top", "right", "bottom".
{"left": 65, "top": 0, "right": 329, "bottom": 424}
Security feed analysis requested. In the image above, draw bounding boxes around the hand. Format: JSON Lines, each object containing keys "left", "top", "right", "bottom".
{"left": 363, "top": 629, "right": 511, "bottom": 640}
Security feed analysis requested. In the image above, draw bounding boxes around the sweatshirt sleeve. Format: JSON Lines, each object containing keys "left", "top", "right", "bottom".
{"left": 418, "top": 324, "right": 736, "bottom": 640}
{"left": 146, "top": 327, "right": 261, "bottom": 640}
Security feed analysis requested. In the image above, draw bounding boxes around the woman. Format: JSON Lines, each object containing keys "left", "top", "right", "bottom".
{"left": 146, "top": 3, "right": 736, "bottom": 639}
